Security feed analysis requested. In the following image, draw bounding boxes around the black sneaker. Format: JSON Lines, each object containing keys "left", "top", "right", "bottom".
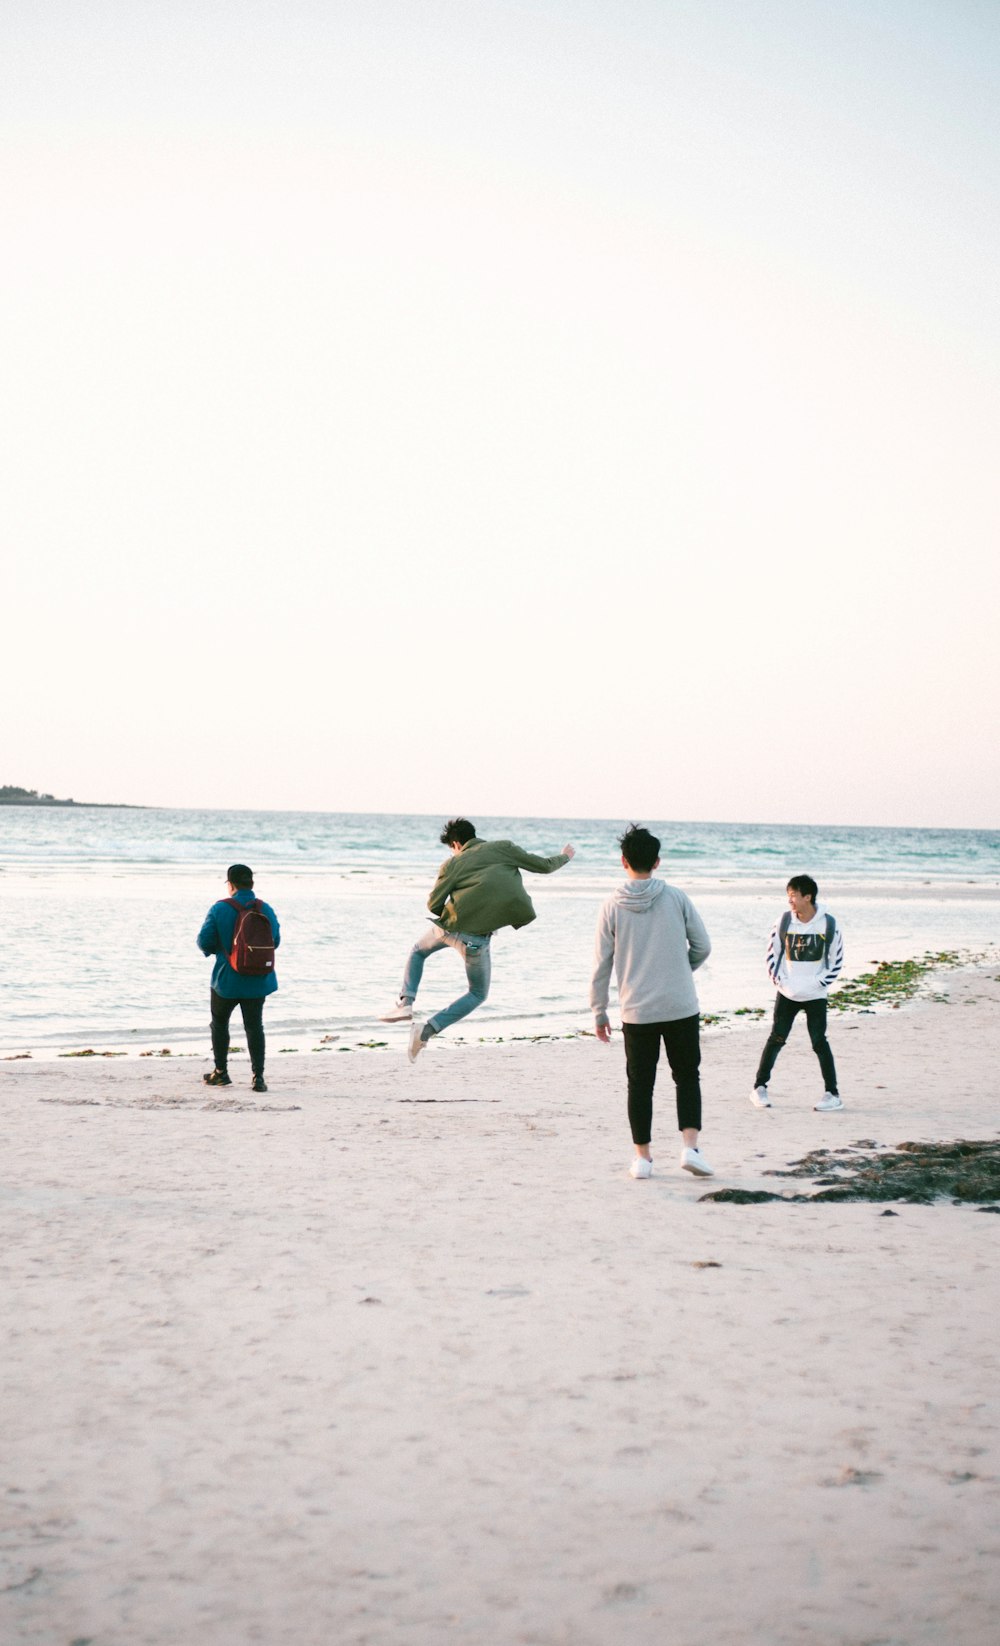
{"left": 251, "top": 1074, "right": 268, "bottom": 1093}
{"left": 203, "top": 1069, "right": 232, "bottom": 1087}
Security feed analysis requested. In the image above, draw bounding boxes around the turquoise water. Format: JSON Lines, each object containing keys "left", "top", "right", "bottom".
{"left": 2, "top": 809, "right": 999, "bottom": 1054}
{"left": 4, "top": 807, "right": 999, "bottom": 880}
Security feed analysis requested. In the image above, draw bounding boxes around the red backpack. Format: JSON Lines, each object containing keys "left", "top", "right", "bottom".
{"left": 227, "top": 898, "right": 275, "bottom": 977}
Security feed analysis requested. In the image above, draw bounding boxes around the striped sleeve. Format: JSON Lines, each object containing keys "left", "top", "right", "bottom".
{"left": 819, "top": 922, "right": 845, "bottom": 990}
{"left": 765, "top": 922, "right": 782, "bottom": 984}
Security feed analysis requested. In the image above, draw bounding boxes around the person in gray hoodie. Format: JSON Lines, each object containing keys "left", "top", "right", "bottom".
{"left": 591, "top": 825, "right": 714, "bottom": 1179}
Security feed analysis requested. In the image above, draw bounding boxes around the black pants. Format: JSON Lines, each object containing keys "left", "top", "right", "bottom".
{"left": 621, "top": 1014, "right": 702, "bottom": 1146}
{"left": 754, "top": 994, "right": 837, "bottom": 1095}
{"left": 210, "top": 989, "right": 266, "bottom": 1077}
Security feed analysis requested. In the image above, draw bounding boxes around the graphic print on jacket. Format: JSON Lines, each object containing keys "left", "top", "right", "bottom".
{"left": 787, "top": 930, "right": 828, "bottom": 964}
{"left": 766, "top": 906, "right": 844, "bottom": 1002}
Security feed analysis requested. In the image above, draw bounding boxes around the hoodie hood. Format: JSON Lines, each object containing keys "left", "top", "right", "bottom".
{"left": 792, "top": 902, "right": 828, "bottom": 926}
{"left": 613, "top": 877, "right": 666, "bottom": 913}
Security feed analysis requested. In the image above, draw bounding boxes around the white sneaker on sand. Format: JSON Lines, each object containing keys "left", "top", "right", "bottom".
{"left": 629, "top": 1157, "right": 653, "bottom": 1179}
{"left": 750, "top": 1085, "right": 772, "bottom": 1108}
{"left": 814, "top": 1092, "right": 844, "bottom": 1111}
{"left": 407, "top": 1021, "right": 426, "bottom": 1063}
{"left": 680, "top": 1147, "right": 714, "bottom": 1177}
{"left": 380, "top": 1000, "right": 413, "bottom": 1022}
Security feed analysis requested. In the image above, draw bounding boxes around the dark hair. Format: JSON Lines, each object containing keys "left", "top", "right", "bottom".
{"left": 618, "top": 824, "right": 660, "bottom": 873}
{"left": 227, "top": 863, "right": 254, "bottom": 889}
{"left": 786, "top": 874, "right": 818, "bottom": 901}
{"left": 440, "top": 818, "right": 477, "bottom": 848}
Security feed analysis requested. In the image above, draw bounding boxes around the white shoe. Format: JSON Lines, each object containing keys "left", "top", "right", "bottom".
{"left": 380, "top": 1000, "right": 413, "bottom": 1022}
{"left": 750, "top": 1085, "right": 772, "bottom": 1108}
{"left": 629, "top": 1156, "right": 653, "bottom": 1179}
{"left": 407, "top": 1021, "right": 427, "bottom": 1063}
{"left": 814, "top": 1092, "right": 844, "bottom": 1111}
{"left": 681, "top": 1146, "right": 714, "bottom": 1177}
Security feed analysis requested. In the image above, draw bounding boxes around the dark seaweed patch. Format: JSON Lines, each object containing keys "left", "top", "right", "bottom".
{"left": 701, "top": 1139, "right": 1000, "bottom": 1206}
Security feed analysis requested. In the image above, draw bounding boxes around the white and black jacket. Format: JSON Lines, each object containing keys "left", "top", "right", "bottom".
{"left": 766, "top": 905, "right": 844, "bottom": 1002}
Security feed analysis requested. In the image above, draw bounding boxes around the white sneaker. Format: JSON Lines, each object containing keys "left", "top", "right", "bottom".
{"left": 681, "top": 1146, "right": 715, "bottom": 1177}
{"left": 750, "top": 1085, "right": 772, "bottom": 1108}
{"left": 407, "top": 1021, "right": 427, "bottom": 1063}
{"left": 814, "top": 1092, "right": 844, "bottom": 1111}
{"left": 629, "top": 1156, "right": 653, "bottom": 1179}
{"left": 380, "top": 1000, "right": 413, "bottom": 1022}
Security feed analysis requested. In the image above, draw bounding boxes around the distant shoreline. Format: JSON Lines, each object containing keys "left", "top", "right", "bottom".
{"left": 0, "top": 799, "right": 142, "bottom": 809}
{"left": 0, "top": 785, "right": 141, "bottom": 809}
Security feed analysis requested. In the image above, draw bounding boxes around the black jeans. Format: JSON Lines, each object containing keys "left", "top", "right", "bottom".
{"left": 210, "top": 989, "right": 266, "bottom": 1077}
{"left": 754, "top": 994, "right": 837, "bottom": 1095}
{"left": 621, "top": 1014, "right": 702, "bottom": 1146}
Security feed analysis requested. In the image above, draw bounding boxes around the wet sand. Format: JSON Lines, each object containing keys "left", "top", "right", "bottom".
{"left": 3, "top": 967, "right": 999, "bottom": 1645}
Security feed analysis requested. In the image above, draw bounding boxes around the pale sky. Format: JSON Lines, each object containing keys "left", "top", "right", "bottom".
{"left": 2, "top": 0, "right": 998, "bottom": 826}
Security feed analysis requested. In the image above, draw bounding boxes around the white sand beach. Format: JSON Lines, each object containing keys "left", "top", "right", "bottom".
{"left": 3, "top": 967, "right": 999, "bottom": 1645}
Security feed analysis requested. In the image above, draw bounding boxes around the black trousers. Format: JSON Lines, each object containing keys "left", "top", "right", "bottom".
{"left": 754, "top": 994, "right": 838, "bottom": 1095}
{"left": 210, "top": 989, "right": 266, "bottom": 1077}
{"left": 621, "top": 1014, "right": 702, "bottom": 1146}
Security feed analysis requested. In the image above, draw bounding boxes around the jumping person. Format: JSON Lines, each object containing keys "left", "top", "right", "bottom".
{"left": 591, "top": 825, "right": 714, "bottom": 1179}
{"left": 751, "top": 874, "right": 844, "bottom": 1112}
{"left": 197, "top": 864, "right": 280, "bottom": 1093}
{"left": 381, "top": 819, "right": 575, "bottom": 1060}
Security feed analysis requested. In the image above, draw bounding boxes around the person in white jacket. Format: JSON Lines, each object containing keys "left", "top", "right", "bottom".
{"left": 751, "top": 875, "right": 845, "bottom": 1112}
{"left": 591, "top": 825, "right": 714, "bottom": 1180}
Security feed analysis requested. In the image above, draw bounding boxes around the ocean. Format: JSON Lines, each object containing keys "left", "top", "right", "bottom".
{"left": 2, "top": 808, "right": 999, "bottom": 1056}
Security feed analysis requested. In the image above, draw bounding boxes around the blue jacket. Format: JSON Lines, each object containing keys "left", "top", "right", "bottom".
{"left": 197, "top": 888, "right": 281, "bottom": 999}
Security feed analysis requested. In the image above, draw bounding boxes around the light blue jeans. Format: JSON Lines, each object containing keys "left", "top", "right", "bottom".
{"left": 402, "top": 925, "right": 492, "bottom": 1037}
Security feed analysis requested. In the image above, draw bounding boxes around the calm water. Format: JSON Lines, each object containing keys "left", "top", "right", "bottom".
{"left": 2, "top": 808, "right": 999, "bottom": 1054}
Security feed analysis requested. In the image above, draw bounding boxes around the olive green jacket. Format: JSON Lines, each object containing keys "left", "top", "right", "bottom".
{"left": 427, "top": 838, "right": 572, "bottom": 935}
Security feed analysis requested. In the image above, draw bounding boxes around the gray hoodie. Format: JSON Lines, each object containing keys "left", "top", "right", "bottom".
{"left": 591, "top": 877, "right": 711, "bottom": 1026}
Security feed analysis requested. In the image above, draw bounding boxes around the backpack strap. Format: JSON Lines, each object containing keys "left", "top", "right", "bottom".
{"left": 824, "top": 913, "right": 835, "bottom": 959}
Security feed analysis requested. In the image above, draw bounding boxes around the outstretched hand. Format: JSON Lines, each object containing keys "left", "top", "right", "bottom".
{"left": 595, "top": 1022, "right": 612, "bottom": 1044}
{"left": 561, "top": 844, "right": 576, "bottom": 859}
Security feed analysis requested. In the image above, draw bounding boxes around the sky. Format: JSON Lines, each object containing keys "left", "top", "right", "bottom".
{"left": 2, "top": 0, "right": 998, "bottom": 826}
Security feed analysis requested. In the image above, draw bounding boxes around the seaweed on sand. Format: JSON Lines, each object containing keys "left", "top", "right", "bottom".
{"left": 828, "top": 950, "right": 964, "bottom": 1012}
{"left": 701, "top": 1139, "right": 1000, "bottom": 1206}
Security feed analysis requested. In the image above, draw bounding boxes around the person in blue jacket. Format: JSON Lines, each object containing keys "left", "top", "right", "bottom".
{"left": 197, "top": 863, "right": 280, "bottom": 1092}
